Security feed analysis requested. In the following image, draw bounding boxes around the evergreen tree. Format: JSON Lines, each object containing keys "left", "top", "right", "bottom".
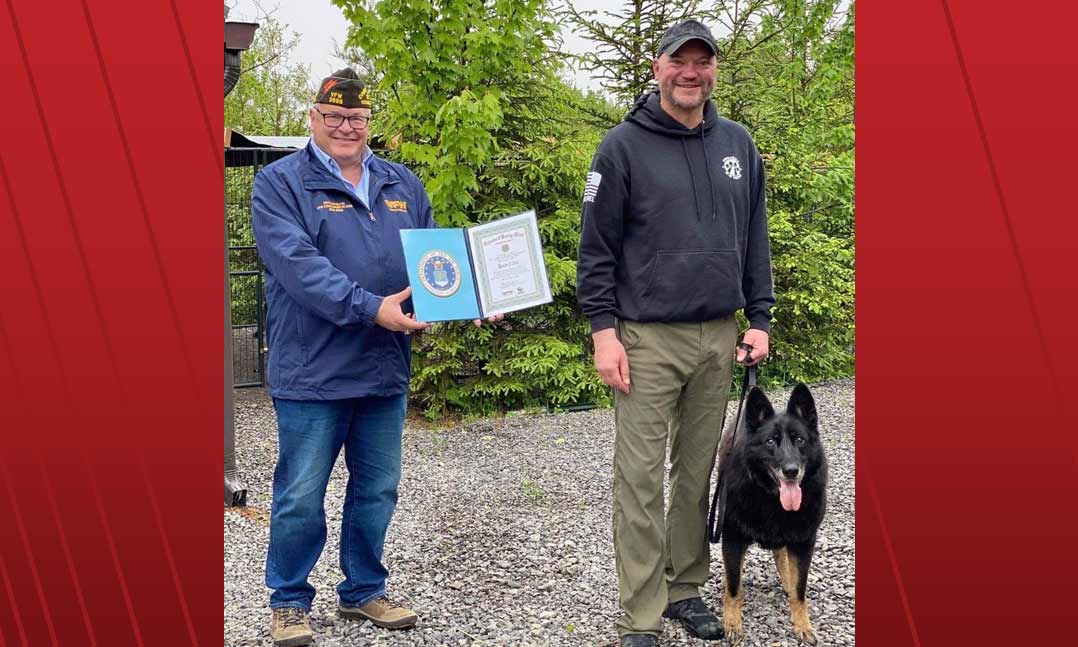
{"left": 561, "top": 0, "right": 701, "bottom": 108}
{"left": 332, "top": 0, "right": 614, "bottom": 416}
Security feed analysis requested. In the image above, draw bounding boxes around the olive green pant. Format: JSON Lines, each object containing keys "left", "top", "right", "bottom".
{"left": 612, "top": 317, "right": 738, "bottom": 637}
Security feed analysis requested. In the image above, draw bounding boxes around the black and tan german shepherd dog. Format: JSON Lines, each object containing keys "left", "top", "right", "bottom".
{"left": 713, "top": 384, "right": 827, "bottom": 645}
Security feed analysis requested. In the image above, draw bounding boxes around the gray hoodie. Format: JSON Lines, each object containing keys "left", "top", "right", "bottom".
{"left": 576, "top": 91, "right": 774, "bottom": 333}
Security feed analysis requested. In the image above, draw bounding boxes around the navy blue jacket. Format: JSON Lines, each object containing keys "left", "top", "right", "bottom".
{"left": 252, "top": 143, "right": 435, "bottom": 400}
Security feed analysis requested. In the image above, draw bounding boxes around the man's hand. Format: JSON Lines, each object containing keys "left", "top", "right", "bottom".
{"left": 473, "top": 313, "right": 505, "bottom": 327}
{"left": 736, "top": 328, "right": 770, "bottom": 366}
{"left": 592, "top": 328, "right": 630, "bottom": 394}
{"left": 375, "top": 287, "right": 431, "bottom": 333}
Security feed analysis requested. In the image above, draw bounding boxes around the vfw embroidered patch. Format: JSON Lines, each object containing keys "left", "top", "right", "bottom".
{"left": 384, "top": 199, "right": 408, "bottom": 213}
{"left": 317, "top": 200, "right": 351, "bottom": 213}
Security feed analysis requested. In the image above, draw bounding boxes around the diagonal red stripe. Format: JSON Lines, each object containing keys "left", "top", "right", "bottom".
{"left": 4, "top": 0, "right": 124, "bottom": 390}
{"left": 76, "top": 0, "right": 203, "bottom": 404}
{"left": 168, "top": 0, "right": 224, "bottom": 176}
{"left": 137, "top": 455, "right": 198, "bottom": 647}
{"left": 0, "top": 312, "right": 24, "bottom": 405}
{"left": 1, "top": 150, "right": 81, "bottom": 647}
{"left": 39, "top": 461, "right": 97, "bottom": 646}
{"left": 0, "top": 582, "right": 7, "bottom": 647}
{"left": 85, "top": 459, "right": 144, "bottom": 647}
{"left": 0, "top": 153, "right": 78, "bottom": 408}
{"left": 938, "top": 0, "right": 1064, "bottom": 412}
{"left": 0, "top": 459, "right": 59, "bottom": 646}
{"left": 0, "top": 551, "right": 26, "bottom": 647}
{"left": 866, "top": 468, "right": 921, "bottom": 647}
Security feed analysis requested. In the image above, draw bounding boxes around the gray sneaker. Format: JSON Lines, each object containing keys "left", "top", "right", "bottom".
{"left": 269, "top": 606, "right": 313, "bottom": 647}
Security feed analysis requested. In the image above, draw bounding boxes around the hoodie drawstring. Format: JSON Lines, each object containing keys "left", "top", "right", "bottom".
{"left": 682, "top": 138, "right": 704, "bottom": 223}
{"left": 627, "top": 91, "right": 719, "bottom": 223}
{"left": 700, "top": 121, "right": 717, "bottom": 221}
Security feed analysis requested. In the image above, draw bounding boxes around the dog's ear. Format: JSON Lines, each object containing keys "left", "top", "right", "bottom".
{"left": 787, "top": 383, "right": 818, "bottom": 430}
{"left": 745, "top": 386, "right": 775, "bottom": 431}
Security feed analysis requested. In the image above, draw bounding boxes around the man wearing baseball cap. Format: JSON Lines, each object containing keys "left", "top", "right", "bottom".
{"left": 253, "top": 67, "right": 498, "bottom": 646}
{"left": 656, "top": 18, "right": 719, "bottom": 60}
{"left": 577, "top": 18, "right": 774, "bottom": 647}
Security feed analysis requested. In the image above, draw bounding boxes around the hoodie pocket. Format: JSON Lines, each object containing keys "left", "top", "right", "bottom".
{"left": 640, "top": 250, "right": 742, "bottom": 320}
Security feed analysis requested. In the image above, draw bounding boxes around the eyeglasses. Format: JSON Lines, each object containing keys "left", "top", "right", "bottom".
{"left": 314, "top": 109, "right": 371, "bottom": 129}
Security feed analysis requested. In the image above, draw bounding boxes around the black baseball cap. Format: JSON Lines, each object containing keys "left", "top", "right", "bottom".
{"left": 656, "top": 19, "right": 718, "bottom": 57}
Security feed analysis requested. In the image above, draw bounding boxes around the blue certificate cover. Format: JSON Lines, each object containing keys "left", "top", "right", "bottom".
{"left": 401, "top": 210, "right": 553, "bottom": 322}
{"left": 400, "top": 228, "right": 481, "bottom": 322}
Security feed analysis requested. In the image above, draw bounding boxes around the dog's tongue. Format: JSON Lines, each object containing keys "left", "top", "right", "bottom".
{"left": 779, "top": 480, "right": 802, "bottom": 511}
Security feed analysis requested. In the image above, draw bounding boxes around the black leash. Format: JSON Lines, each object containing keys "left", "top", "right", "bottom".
{"left": 707, "top": 351, "right": 758, "bottom": 544}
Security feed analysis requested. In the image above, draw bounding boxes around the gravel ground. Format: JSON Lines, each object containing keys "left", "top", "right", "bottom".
{"left": 226, "top": 380, "right": 854, "bottom": 647}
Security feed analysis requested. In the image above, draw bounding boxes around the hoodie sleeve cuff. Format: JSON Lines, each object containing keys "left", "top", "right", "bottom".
{"left": 746, "top": 313, "right": 771, "bottom": 334}
{"left": 589, "top": 314, "right": 616, "bottom": 334}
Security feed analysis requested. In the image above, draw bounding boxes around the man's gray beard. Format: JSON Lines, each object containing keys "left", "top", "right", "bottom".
{"left": 662, "top": 84, "right": 714, "bottom": 111}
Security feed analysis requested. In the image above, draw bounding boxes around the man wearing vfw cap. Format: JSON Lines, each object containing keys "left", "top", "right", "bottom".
{"left": 576, "top": 19, "right": 774, "bottom": 647}
{"left": 253, "top": 67, "right": 498, "bottom": 647}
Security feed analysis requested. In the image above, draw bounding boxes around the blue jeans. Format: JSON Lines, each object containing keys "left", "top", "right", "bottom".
{"left": 265, "top": 394, "right": 408, "bottom": 610}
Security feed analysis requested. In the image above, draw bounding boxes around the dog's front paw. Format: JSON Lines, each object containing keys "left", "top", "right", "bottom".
{"left": 723, "top": 617, "right": 744, "bottom": 646}
{"left": 792, "top": 618, "right": 817, "bottom": 645}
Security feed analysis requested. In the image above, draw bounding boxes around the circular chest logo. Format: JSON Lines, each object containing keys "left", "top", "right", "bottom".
{"left": 418, "top": 250, "right": 462, "bottom": 297}
{"left": 722, "top": 155, "right": 742, "bottom": 180}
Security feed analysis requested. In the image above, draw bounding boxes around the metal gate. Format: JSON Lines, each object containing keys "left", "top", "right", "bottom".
{"left": 226, "top": 147, "right": 297, "bottom": 387}
{"left": 229, "top": 245, "right": 265, "bottom": 387}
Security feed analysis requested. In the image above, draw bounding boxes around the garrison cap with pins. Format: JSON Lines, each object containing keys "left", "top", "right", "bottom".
{"left": 656, "top": 19, "right": 718, "bottom": 57}
{"left": 314, "top": 67, "right": 371, "bottom": 108}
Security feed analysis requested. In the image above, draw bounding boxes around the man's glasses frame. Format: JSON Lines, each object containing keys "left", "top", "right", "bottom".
{"left": 314, "top": 108, "right": 371, "bottom": 129}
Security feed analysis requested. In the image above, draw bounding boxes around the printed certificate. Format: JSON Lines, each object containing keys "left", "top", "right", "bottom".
{"left": 467, "top": 210, "right": 552, "bottom": 316}
{"left": 400, "top": 210, "right": 553, "bottom": 322}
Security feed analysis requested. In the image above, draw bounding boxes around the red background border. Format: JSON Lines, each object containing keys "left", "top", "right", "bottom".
{"left": 858, "top": 1, "right": 1078, "bottom": 645}
{"left": 0, "top": 1, "right": 222, "bottom": 644}
{"left": 1, "top": 1, "right": 1077, "bottom": 645}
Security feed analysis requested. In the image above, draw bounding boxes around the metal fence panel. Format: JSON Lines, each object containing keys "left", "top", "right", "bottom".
{"left": 226, "top": 147, "right": 297, "bottom": 387}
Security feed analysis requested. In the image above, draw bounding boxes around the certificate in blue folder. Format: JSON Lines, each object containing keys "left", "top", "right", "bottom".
{"left": 400, "top": 210, "right": 553, "bottom": 323}
{"left": 399, "top": 228, "right": 481, "bottom": 322}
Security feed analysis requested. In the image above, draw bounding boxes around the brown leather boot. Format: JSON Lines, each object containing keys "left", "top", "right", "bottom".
{"left": 338, "top": 596, "right": 418, "bottom": 629}
{"left": 269, "top": 606, "right": 313, "bottom": 647}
